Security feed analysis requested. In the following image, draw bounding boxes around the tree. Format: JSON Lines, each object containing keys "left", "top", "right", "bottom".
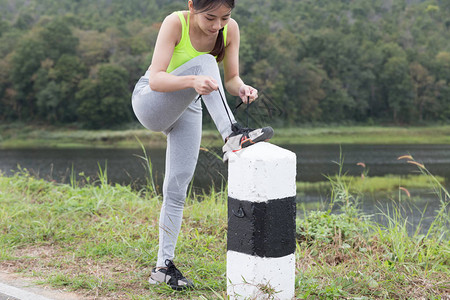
{"left": 75, "top": 29, "right": 110, "bottom": 66}
{"left": 409, "top": 62, "right": 436, "bottom": 122}
{"left": 14, "top": 11, "right": 34, "bottom": 30}
{"left": 2, "top": 0, "right": 450, "bottom": 126}
{"left": 433, "top": 52, "right": 450, "bottom": 120}
{"left": 35, "top": 55, "right": 87, "bottom": 123}
{"left": 0, "top": 20, "right": 10, "bottom": 38}
{"left": 39, "top": 18, "right": 78, "bottom": 61}
{"left": 320, "top": 78, "right": 355, "bottom": 122}
{"left": 0, "top": 30, "right": 22, "bottom": 58}
{"left": 381, "top": 56, "right": 414, "bottom": 123}
{"left": 0, "top": 56, "right": 13, "bottom": 120}
{"left": 10, "top": 37, "right": 46, "bottom": 120}
{"left": 76, "top": 64, "right": 132, "bottom": 128}
{"left": 435, "top": 52, "right": 450, "bottom": 82}
{"left": 288, "top": 60, "right": 327, "bottom": 124}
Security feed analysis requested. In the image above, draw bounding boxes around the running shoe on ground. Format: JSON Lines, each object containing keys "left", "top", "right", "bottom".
{"left": 222, "top": 123, "right": 274, "bottom": 161}
{"left": 148, "top": 259, "right": 194, "bottom": 290}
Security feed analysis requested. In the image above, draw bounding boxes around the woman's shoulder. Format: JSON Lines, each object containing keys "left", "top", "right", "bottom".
{"left": 163, "top": 11, "right": 183, "bottom": 24}
{"left": 225, "top": 18, "right": 239, "bottom": 43}
{"left": 164, "top": 11, "right": 189, "bottom": 23}
{"left": 227, "top": 18, "right": 239, "bottom": 30}
{"left": 159, "top": 12, "right": 185, "bottom": 45}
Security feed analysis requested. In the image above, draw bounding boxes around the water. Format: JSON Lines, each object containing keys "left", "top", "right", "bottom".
{"left": 1, "top": 144, "right": 449, "bottom": 233}
{"left": 2, "top": 144, "right": 450, "bottom": 186}
{"left": 292, "top": 144, "right": 450, "bottom": 183}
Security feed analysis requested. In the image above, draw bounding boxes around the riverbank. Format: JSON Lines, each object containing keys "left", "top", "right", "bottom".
{"left": 297, "top": 174, "right": 446, "bottom": 194}
{"left": 1, "top": 124, "right": 450, "bottom": 149}
{"left": 0, "top": 162, "right": 448, "bottom": 299}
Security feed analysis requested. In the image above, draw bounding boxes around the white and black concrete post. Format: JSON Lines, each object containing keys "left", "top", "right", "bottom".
{"left": 226, "top": 142, "right": 297, "bottom": 300}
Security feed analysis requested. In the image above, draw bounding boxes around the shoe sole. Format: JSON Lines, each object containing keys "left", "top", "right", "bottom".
{"left": 233, "top": 128, "right": 274, "bottom": 152}
{"left": 148, "top": 277, "right": 193, "bottom": 291}
{"left": 148, "top": 277, "right": 160, "bottom": 285}
{"left": 170, "top": 285, "right": 191, "bottom": 291}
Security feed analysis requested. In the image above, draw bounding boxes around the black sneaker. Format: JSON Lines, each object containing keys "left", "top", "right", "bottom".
{"left": 148, "top": 260, "right": 194, "bottom": 290}
{"left": 222, "top": 123, "right": 274, "bottom": 161}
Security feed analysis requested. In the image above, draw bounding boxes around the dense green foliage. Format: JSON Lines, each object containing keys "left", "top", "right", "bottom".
{"left": 0, "top": 0, "right": 449, "bottom": 127}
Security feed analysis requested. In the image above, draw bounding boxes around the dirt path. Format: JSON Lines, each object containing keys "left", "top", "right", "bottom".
{"left": 0, "top": 272, "right": 84, "bottom": 300}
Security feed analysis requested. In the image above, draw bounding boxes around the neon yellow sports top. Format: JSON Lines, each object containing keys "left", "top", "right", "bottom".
{"left": 166, "top": 11, "right": 228, "bottom": 73}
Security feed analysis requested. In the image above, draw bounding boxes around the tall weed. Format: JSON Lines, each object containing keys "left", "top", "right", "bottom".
{"left": 133, "top": 137, "right": 159, "bottom": 197}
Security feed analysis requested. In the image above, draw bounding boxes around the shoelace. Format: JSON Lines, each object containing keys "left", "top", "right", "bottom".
{"left": 165, "top": 259, "right": 183, "bottom": 284}
{"left": 231, "top": 122, "right": 254, "bottom": 136}
{"left": 196, "top": 89, "right": 250, "bottom": 127}
{"left": 233, "top": 98, "right": 250, "bottom": 127}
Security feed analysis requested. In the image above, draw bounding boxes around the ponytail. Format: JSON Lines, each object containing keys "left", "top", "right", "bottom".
{"left": 210, "top": 28, "right": 225, "bottom": 62}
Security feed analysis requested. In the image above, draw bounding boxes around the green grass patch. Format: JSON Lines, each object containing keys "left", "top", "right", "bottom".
{"left": 0, "top": 159, "right": 449, "bottom": 298}
{"left": 0, "top": 124, "right": 168, "bottom": 149}
{"left": 271, "top": 125, "right": 450, "bottom": 145}
{"left": 2, "top": 124, "right": 450, "bottom": 149}
{"left": 297, "top": 174, "right": 446, "bottom": 194}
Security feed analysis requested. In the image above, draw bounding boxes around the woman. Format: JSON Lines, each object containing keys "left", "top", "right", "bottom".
{"left": 132, "top": 0, "right": 273, "bottom": 290}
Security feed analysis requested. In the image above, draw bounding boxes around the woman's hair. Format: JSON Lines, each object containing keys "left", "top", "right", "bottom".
{"left": 192, "top": 0, "right": 235, "bottom": 62}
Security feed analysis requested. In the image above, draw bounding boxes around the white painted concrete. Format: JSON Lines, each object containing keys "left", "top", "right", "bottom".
{"left": 228, "top": 142, "right": 297, "bottom": 202}
{"left": 227, "top": 142, "right": 297, "bottom": 299}
{"left": 227, "top": 251, "right": 295, "bottom": 300}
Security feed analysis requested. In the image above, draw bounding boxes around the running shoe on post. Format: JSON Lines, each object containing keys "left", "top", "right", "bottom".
{"left": 148, "top": 259, "right": 194, "bottom": 290}
{"left": 222, "top": 122, "right": 274, "bottom": 161}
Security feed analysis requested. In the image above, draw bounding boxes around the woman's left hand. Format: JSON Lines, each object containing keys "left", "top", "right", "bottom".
{"left": 239, "top": 85, "right": 258, "bottom": 104}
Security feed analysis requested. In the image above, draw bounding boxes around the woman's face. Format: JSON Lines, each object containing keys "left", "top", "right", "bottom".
{"left": 191, "top": 2, "right": 232, "bottom": 36}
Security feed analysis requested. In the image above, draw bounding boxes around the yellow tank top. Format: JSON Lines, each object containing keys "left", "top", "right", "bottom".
{"left": 166, "top": 11, "right": 228, "bottom": 73}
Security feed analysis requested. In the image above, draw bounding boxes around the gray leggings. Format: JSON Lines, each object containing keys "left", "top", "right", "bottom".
{"left": 131, "top": 54, "right": 235, "bottom": 267}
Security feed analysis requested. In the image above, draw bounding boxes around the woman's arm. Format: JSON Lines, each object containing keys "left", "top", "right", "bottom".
{"left": 223, "top": 19, "right": 258, "bottom": 103}
{"left": 148, "top": 13, "right": 192, "bottom": 92}
{"left": 149, "top": 13, "right": 218, "bottom": 95}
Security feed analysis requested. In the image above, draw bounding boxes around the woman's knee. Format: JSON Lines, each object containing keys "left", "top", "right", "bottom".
{"left": 197, "top": 53, "right": 217, "bottom": 64}
{"left": 164, "top": 170, "right": 194, "bottom": 198}
{"left": 137, "top": 117, "right": 166, "bottom": 132}
{"left": 191, "top": 54, "right": 218, "bottom": 71}
{"left": 132, "top": 102, "right": 166, "bottom": 132}
{"left": 164, "top": 187, "right": 188, "bottom": 208}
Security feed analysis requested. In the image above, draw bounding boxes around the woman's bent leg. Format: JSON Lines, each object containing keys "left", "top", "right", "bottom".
{"left": 131, "top": 54, "right": 239, "bottom": 266}
{"left": 132, "top": 54, "right": 235, "bottom": 138}
{"left": 156, "top": 101, "right": 202, "bottom": 267}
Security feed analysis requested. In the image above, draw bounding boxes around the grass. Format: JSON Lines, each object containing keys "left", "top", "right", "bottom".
{"left": 0, "top": 156, "right": 449, "bottom": 299}
{"left": 297, "top": 174, "right": 446, "bottom": 194}
{"left": 0, "top": 123, "right": 168, "bottom": 149}
{"left": 272, "top": 125, "right": 450, "bottom": 145}
{"left": 0, "top": 169, "right": 228, "bottom": 299}
{"left": 2, "top": 123, "right": 450, "bottom": 149}
{"left": 295, "top": 155, "right": 450, "bottom": 299}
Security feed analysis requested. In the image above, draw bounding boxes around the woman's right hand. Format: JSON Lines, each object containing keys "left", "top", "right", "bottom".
{"left": 193, "top": 75, "right": 219, "bottom": 95}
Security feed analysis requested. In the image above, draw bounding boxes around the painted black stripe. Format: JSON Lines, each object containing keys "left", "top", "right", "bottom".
{"left": 227, "top": 196, "right": 296, "bottom": 258}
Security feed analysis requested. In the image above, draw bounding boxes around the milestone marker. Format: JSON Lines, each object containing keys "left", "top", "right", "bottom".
{"left": 226, "top": 142, "right": 297, "bottom": 300}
